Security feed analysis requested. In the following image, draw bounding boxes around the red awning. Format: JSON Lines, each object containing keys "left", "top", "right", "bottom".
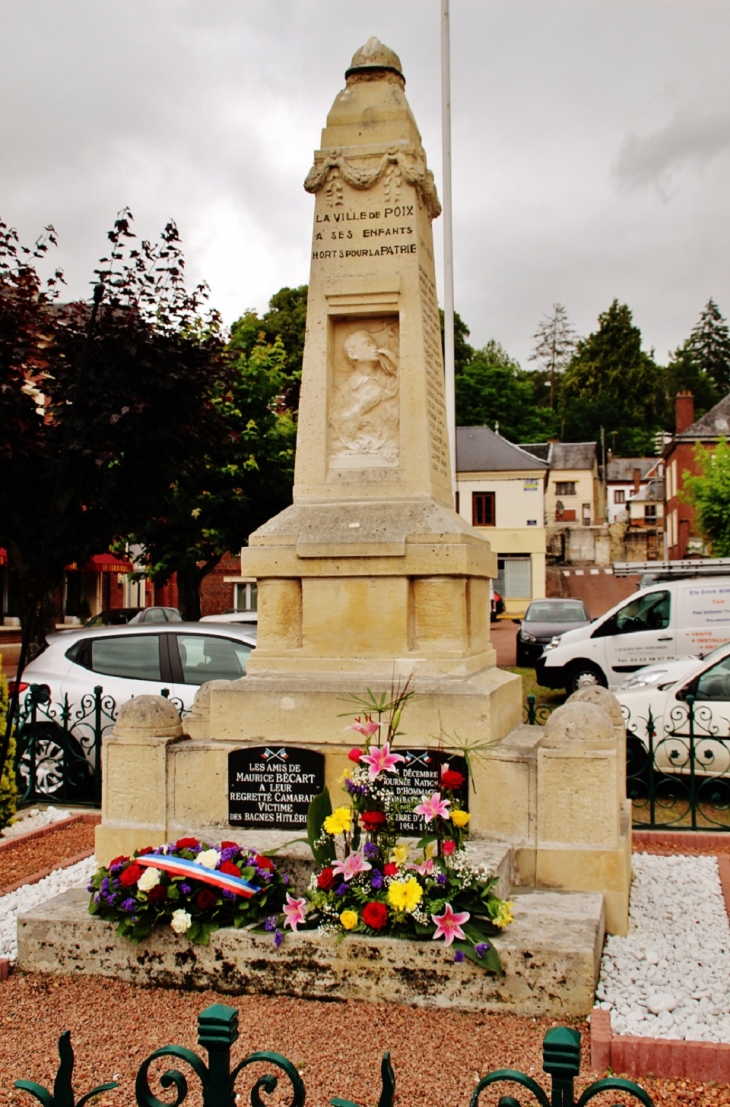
{"left": 65, "top": 552, "right": 135, "bottom": 574}
{"left": 0, "top": 548, "right": 7, "bottom": 567}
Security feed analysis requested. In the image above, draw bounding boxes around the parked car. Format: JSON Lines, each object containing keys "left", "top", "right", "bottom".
{"left": 11, "top": 622, "right": 257, "bottom": 798}
{"left": 616, "top": 639, "right": 730, "bottom": 777}
{"left": 199, "top": 611, "right": 259, "bottom": 624}
{"left": 83, "top": 606, "right": 182, "bottom": 627}
{"left": 127, "top": 606, "right": 182, "bottom": 623}
{"left": 535, "top": 575, "right": 730, "bottom": 694}
{"left": 515, "top": 598, "right": 591, "bottom": 667}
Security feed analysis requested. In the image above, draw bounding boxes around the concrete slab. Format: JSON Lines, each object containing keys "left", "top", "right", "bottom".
{"left": 17, "top": 886, "right": 604, "bottom": 1017}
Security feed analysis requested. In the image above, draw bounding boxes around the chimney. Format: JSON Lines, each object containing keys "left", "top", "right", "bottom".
{"left": 633, "top": 467, "right": 641, "bottom": 495}
{"left": 676, "top": 391, "right": 695, "bottom": 435}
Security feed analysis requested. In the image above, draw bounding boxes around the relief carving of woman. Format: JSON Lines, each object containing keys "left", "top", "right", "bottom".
{"left": 330, "top": 329, "right": 399, "bottom": 460}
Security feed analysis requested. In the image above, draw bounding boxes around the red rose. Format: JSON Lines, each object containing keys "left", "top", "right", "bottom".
{"left": 175, "top": 837, "right": 200, "bottom": 850}
{"left": 317, "top": 867, "right": 335, "bottom": 890}
{"left": 255, "top": 855, "right": 274, "bottom": 870}
{"left": 362, "top": 901, "right": 388, "bottom": 931}
{"left": 220, "top": 841, "right": 239, "bottom": 850}
{"left": 348, "top": 748, "right": 363, "bottom": 763}
{"left": 442, "top": 841, "right": 456, "bottom": 856}
{"left": 219, "top": 861, "right": 241, "bottom": 877}
{"left": 441, "top": 769, "right": 465, "bottom": 791}
{"left": 137, "top": 846, "right": 157, "bottom": 856}
{"left": 119, "top": 863, "right": 143, "bottom": 887}
{"left": 147, "top": 885, "right": 167, "bottom": 905}
{"left": 383, "top": 863, "right": 398, "bottom": 876}
{"left": 196, "top": 888, "right": 217, "bottom": 909}
{"left": 108, "top": 855, "right": 129, "bottom": 869}
{"left": 361, "top": 810, "right": 387, "bottom": 831}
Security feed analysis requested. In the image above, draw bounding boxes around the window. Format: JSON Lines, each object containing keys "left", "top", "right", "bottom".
{"left": 472, "top": 492, "right": 495, "bottom": 527}
{"left": 644, "top": 505, "right": 657, "bottom": 522}
{"left": 695, "top": 656, "right": 730, "bottom": 701}
{"left": 615, "top": 590, "right": 670, "bottom": 634}
{"left": 176, "top": 634, "right": 251, "bottom": 685}
{"left": 497, "top": 555, "right": 532, "bottom": 599}
{"left": 614, "top": 490, "right": 625, "bottom": 504}
{"left": 90, "top": 635, "right": 161, "bottom": 681}
{"left": 555, "top": 481, "right": 576, "bottom": 496}
{"left": 582, "top": 503, "right": 591, "bottom": 525}
{"left": 234, "top": 582, "right": 258, "bottom": 612}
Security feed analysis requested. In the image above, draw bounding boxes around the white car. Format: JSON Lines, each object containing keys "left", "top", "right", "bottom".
{"left": 12, "top": 623, "right": 257, "bottom": 799}
{"left": 616, "top": 640, "right": 730, "bottom": 777}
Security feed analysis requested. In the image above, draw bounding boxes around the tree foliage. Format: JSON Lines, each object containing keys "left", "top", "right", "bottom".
{"left": 529, "top": 303, "right": 576, "bottom": 409}
{"left": 681, "top": 439, "right": 730, "bottom": 556}
{"left": 230, "top": 284, "right": 308, "bottom": 411}
{"left": 559, "top": 300, "right": 665, "bottom": 454}
{"left": 687, "top": 299, "right": 730, "bottom": 395}
{"left": 455, "top": 340, "right": 558, "bottom": 443}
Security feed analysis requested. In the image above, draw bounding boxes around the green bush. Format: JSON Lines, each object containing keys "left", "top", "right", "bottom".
{"left": 0, "top": 660, "right": 18, "bottom": 830}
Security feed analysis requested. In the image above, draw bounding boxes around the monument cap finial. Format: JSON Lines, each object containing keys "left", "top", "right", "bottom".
{"left": 346, "top": 36, "right": 404, "bottom": 81}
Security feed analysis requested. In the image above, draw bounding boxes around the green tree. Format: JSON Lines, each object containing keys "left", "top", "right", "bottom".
{"left": 440, "top": 308, "right": 474, "bottom": 376}
{"left": 529, "top": 303, "right": 576, "bottom": 409}
{"left": 664, "top": 341, "right": 718, "bottom": 418}
{"left": 687, "top": 298, "right": 730, "bottom": 395}
{"left": 560, "top": 300, "right": 664, "bottom": 454}
{"left": 681, "top": 439, "right": 730, "bottom": 555}
{"left": 230, "top": 285, "right": 308, "bottom": 411}
{"left": 455, "top": 340, "right": 558, "bottom": 443}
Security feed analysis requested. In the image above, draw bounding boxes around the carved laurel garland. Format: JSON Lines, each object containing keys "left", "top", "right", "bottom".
{"left": 304, "top": 146, "right": 442, "bottom": 219}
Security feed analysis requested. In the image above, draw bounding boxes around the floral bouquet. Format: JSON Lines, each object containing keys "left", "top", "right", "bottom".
{"left": 88, "top": 836, "right": 291, "bottom": 945}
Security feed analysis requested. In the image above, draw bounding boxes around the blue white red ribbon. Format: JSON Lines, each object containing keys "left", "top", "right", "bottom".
{"left": 136, "top": 855, "right": 259, "bottom": 899}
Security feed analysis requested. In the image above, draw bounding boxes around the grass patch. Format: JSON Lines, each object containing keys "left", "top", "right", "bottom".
{"left": 504, "top": 667, "right": 566, "bottom": 710}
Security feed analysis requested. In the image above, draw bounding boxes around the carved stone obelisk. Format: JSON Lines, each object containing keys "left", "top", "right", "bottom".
{"left": 214, "top": 38, "right": 521, "bottom": 755}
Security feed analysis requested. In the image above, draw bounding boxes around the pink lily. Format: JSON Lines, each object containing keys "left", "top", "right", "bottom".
{"left": 408, "top": 857, "right": 434, "bottom": 876}
{"left": 360, "top": 741, "right": 406, "bottom": 781}
{"left": 414, "top": 792, "right": 451, "bottom": 822}
{"left": 332, "top": 851, "right": 372, "bottom": 882}
{"left": 283, "top": 893, "right": 308, "bottom": 931}
{"left": 345, "top": 717, "right": 382, "bottom": 739}
{"left": 432, "top": 903, "right": 470, "bottom": 946}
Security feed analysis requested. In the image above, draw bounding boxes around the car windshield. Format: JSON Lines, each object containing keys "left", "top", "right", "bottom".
{"left": 525, "top": 602, "right": 587, "bottom": 623}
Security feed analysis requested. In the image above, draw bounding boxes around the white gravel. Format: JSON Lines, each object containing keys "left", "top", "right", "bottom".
{"left": 596, "top": 852, "right": 730, "bottom": 1042}
{"left": 1, "top": 806, "right": 72, "bottom": 839}
{"left": 0, "top": 855, "right": 97, "bottom": 962}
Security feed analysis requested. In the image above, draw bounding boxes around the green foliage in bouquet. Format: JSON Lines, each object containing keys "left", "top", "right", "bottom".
{"left": 88, "top": 836, "right": 291, "bottom": 945}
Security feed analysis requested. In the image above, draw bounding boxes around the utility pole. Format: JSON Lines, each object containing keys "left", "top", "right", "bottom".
{"left": 441, "top": 0, "right": 456, "bottom": 502}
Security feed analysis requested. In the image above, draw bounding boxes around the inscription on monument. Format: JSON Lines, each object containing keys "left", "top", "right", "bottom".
{"left": 379, "top": 749, "right": 469, "bottom": 834}
{"left": 419, "top": 265, "right": 449, "bottom": 479}
{"left": 228, "top": 746, "right": 324, "bottom": 829}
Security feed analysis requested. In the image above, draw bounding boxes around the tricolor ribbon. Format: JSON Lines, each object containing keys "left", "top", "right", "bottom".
{"left": 136, "top": 855, "right": 259, "bottom": 899}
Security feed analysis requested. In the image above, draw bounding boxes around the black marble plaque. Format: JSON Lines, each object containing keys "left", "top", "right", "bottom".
{"left": 228, "top": 746, "right": 325, "bottom": 830}
{"left": 379, "top": 749, "right": 469, "bottom": 834}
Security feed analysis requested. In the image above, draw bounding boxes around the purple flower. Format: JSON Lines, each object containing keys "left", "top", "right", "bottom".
{"left": 282, "top": 873, "right": 290, "bottom": 885}
{"left": 87, "top": 883, "right": 95, "bottom": 892}
{"left": 475, "top": 942, "right": 490, "bottom": 958}
{"left": 179, "top": 883, "right": 192, "bottom": 895}
{"left": 121, "top": 898, "right": 137, "bottom": 913}
{"left": 104, "top": 893, "right": 117, "bottom": 905}
{"left": 256, "top": 869, "right": 272, "bottom": 883}
{"left": 274, "top": 929, "right": 284, "bottom": 949}
{"left": 222, "top": 889, "right": 236, "bottom": 900}
{"left": 100, "top": 877, "right": 110, "bottom": 894}
{"left": 264, "top": 916, "right": 277, "bottom": 932}
{"left": 371, "top": 870, "right": 384, "bottom": 890}
{"left": 363, "top": 842, "right": 379, "bottom": 860}
{"left": 336, "top": 882, "right": 349, "bottom": 896}
{"left": 93, "top": 893, "right": 102, "bottom": 904}
{"left": 110, "top": 860, "right": 125, "bottom": 873}
{"left": 220, "top": 846, "right": 239, "bottom": 862}
{"left": 436, "top": 873, "right": 447, "bottom": 886}
{"left": 453, "top": 950, "right": 465, "bottom": 963}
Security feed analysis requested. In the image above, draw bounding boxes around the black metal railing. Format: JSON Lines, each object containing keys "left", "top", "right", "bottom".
{"left": 524, "top": 693, "right": 557, "bottom": 726}
{"left": 12, "top": 1003, "right": 654, "bottom": 1107}
{"left": 12, "top": 683, "right": 184, "bottom": 808}
{"left": 625, "top": 693, "right": 730, "bottom": 831}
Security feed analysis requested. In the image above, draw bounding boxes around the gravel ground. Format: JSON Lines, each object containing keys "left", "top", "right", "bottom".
{"left": 0, "top": 821, "right": 96, "bottom": 892}
{"left": 2, "top": 830, "right": 730, "bottom": 1105}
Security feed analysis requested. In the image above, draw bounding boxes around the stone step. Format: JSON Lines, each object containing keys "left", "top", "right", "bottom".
{"left": 17, "top": 884, "right": 604, "bottom": 1017}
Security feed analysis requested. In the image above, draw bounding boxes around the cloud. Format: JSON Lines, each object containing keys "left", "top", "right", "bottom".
{"left": 614, "top": 107, "right": 730, "bottom": 196}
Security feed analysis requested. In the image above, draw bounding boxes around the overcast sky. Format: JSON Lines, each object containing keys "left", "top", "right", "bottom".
{"left": 2, "top": 0, "right": 729, "bottom": 367}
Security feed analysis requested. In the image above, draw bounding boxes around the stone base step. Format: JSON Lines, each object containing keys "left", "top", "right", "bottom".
{"left": 17, "top": 885, "right": 604, "bottom": 1017}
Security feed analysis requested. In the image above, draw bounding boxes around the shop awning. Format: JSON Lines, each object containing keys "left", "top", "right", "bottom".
{"left": 65, "top": 553, "right": 135, "bottom": 574}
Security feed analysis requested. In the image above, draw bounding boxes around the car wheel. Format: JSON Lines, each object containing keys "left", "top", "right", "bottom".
{"left": 15, "top": 723, "right": 93, "bottom": 802}
{"left": 566, "top": 662, "right": 607, "bottom": 695}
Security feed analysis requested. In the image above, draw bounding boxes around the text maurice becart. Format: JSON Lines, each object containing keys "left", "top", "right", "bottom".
{"left": 228, "top": 746, "right": 325, "bottom": 830}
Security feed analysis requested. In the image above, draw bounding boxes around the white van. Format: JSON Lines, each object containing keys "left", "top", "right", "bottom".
{"left": 535, "top": 575, "right": 730, "bottom": 694}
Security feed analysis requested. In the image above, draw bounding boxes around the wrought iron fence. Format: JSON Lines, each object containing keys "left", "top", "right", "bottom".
{"left": 12, "top": 1002, "right": 655, "bottom": 1107}
{"left": 12, "top": 684, "right": 183, "bottom": 808}
{"left": 523, "top": 693, "right": 557, "bottom": 726}
{"left": 624, "top": 693, "right": 730, "bottom": 831}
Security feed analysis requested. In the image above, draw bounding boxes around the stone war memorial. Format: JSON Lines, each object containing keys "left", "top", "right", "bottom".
{"left": 19, "top": 39, "right": 632, "bottom": 1016}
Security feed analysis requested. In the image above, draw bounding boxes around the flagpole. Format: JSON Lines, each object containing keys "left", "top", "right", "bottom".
{"left": 441, "top": 0, "right": 456, "bottom": 502}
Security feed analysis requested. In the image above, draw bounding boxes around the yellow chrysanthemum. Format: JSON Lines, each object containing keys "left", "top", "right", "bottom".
{"left": 494, "top": 901, "right": 514, "bottom": 929}
{"left": 339, "top": 766, "right": 353, "bottom": 783}
{"left": 387, "top": 877, "right": 423, "bottom": 913}
{"left": 424, "top": 841, "right": 437, "bottom": 859}
{"left": 340, "top": 909, "right": 358, "bottom": 930}
{"left": 451, "top": 809, "right": 471, "bottom": 828}
{"left": 324, "top": 806, "right": 352, "bottom": 836}
{"left": 390, "top": 843, "right": 409, "bottom": 865}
